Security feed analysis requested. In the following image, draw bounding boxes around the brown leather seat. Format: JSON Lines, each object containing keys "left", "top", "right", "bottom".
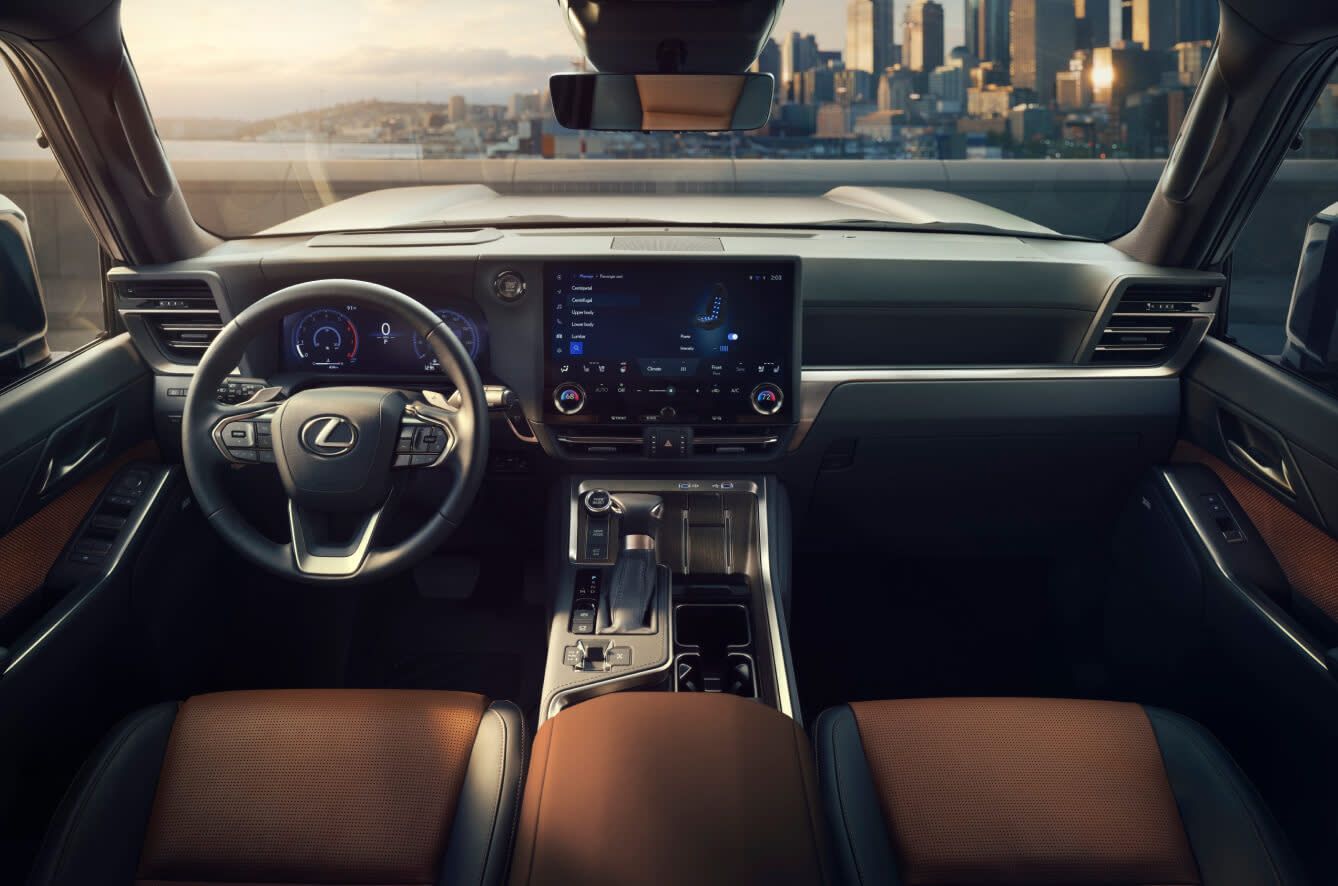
{"left": 509, "top": 692, "right": 831, "bottom": 886}
{"left": 28, "top": 690, "right": 526, "bottom": 886}
{"left": 815, "top": 697, "right": 1306, "bottom": 886}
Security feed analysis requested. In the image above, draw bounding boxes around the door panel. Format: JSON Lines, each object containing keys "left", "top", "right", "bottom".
{"left": 0, "top": 440, "right": 156, "bottom": 619}
{"left": 0, "top": 333, "right": 152, "bottom": 622}
{"left": 1157, "top": 336, "right": 1338, "bottom": 880}
{"left": 1183, "top": 337, "right": 1338, "bottom": 532}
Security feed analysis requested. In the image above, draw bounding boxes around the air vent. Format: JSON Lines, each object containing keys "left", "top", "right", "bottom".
{"left": 1091, "top": 284, "right": 1215, "bottom": 365}
{"left": 690, "top": 427, "right": 782, "bottom": 456}
{"left": 116, "top": 277, "right": 216, "bottom": 310}
{"left": 554, "top": 426, "right": 783, "bottom": 457}
{"left": 555, "top": 429, "right": 645, "bottom": 457}
{"left": 145, "top": 314, "right": 223, "bottom": 362}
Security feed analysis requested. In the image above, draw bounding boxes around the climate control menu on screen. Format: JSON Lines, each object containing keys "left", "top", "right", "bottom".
{"left": 543, "top": 261, "right": 796, "bottom": 425}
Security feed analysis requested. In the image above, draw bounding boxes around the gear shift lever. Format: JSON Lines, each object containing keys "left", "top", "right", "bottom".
{"left": 601, "top": 493, "right": 664, "bottom": 633}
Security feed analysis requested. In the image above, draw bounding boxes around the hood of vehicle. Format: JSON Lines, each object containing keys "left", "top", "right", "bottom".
{"left": 256, "top": 184, "right": 1061, "bottom": 238}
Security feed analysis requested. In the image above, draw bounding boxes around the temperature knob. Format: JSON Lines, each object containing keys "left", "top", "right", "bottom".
{"left": 750, "top": 383, "right": 784, "bottom": 416}
{"left": 553, "top": 382, "right": 587, "bottom": 415}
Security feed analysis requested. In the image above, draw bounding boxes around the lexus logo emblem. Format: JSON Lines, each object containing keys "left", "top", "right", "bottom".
{"left": 299, "top": 415, "right": 358, "bottom": 457}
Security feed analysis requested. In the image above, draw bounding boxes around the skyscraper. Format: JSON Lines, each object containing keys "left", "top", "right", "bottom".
{"left": 846, "top": 0, "right": 895, "bottom": 76}
{"left": 905, "top": 0, "right": 946, "bottom": 73}
{"left": 781, "top": 32, "right": 820, "bottom": 93}
{"left": 752, "top": 38, "right": 782, "bottom": 82}
{"left": 1131, "top": 0, "right": 1176, "bottom": 50}
{"left": 1175, "top": 0, "right": 1218, "bottom": 43}
{"left": 966, "top": 0, "right": 981, "bottom": 58}
{"left": 1010, "top": 0, "right": 1075, "bottom": 105}
{"left": 977, "top": 0, "right": 1011, "bottom": 69}
{"left": 1121, "top": 0, "right": 1133, "bottom": 42}
{"left": 1074, "top": 0, "right": 1110, "bottom": 50}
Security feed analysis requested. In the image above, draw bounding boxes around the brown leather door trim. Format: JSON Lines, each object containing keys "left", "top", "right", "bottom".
{"left": 0, "top": 441, "right": 157, "bottom": 619}
{"left": 1175, "top": 441, "right": 1338, "bottom": 623}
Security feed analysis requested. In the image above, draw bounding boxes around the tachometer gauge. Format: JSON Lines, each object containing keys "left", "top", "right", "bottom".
{"left": 293, "top": 308, "right": 358, "bottom": 369}
{"left": 414, "top": 308, "right": 482, "bottom": 369}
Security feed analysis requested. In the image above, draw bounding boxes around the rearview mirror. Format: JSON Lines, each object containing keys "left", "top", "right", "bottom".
{"left": 0, "top": 196, "right": 51, "bottom": 377}
{"left": 549, "top": 73, "right": 774, "bottom": 132}
{"left": 1282, "top": 201, "right": 1338, "bottom": 378}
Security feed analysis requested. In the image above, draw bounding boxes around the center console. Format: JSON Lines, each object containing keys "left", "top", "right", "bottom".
{"left": 539, "top": 475, "right": 796, "bottom": 721}
{"left": 541, "top": 259, "right": 799, "bottom": 458}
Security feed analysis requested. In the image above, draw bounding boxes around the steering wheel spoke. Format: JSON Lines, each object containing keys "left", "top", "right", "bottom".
{"left": 211, "top": 402, "right": 282, "bottom": 466}
{"left": 287, "top": 498, "right": 386, "bottom": 578}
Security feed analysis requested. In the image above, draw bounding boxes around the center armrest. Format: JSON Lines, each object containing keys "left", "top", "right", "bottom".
{"left": 509, "top": 692, "right": 830, "bottom": 885}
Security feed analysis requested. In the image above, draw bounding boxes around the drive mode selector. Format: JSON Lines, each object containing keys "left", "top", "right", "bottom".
{"left": 750, "top": 383, "right": 784, "bottom": 416}
{"left": 553, "top": 382, "right": 587, "bottom": 415}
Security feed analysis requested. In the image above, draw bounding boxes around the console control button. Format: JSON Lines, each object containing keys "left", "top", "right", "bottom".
{"left": 750, "top": 383, "right": 784, "bottom": 416}
{"left": 648, "top": 426, "right": 692, "bottom": 458}
{"left": 607, "top": 647, "right": 632, "bottom": 667}
{"left": 584, "top": 489, "right": 612, "bottom": 513}
{"left": 584, "top": 515, "right": 609, "bottom": 561}
{"left": 553, "top": 383, "right": 586, "bottom": 415}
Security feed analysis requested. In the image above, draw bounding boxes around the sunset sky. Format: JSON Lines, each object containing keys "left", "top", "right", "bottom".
{"left": 117, "top": 0, "right": 975, "bottom": 119}
{"left": 1, "top": 2, "right": 1128, "bottom": 122}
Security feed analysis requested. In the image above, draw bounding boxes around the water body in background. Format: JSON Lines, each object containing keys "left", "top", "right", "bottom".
{"left": 0, "top": 138, "right": 428, "bottom": 161}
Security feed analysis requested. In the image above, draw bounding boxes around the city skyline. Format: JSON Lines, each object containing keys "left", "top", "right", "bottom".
{"left": 112, "top": 0, "right": 1081, "bottom": 120}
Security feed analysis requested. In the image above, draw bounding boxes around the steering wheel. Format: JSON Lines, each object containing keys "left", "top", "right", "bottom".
{"left": 182, "top": 279, "right": 489, "bottom": 584}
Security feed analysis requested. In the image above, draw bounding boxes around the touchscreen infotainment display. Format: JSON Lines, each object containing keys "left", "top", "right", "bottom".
{"left": 544, "top": 261, "right": 796, "bottom": 425}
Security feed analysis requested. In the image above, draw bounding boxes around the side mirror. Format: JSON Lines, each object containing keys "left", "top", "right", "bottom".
{"left": 0, "top": 196, "right": 51, "bottom": 376}
{"left": 1282, "top": 202, "right": 1338, "bottom": 378}
{"left": 550, "top": 73, "right": 774, "bottom": 132}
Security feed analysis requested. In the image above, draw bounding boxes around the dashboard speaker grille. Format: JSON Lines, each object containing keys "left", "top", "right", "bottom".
{"left": 611, "top": 236, "right": 724, "bottom": 252}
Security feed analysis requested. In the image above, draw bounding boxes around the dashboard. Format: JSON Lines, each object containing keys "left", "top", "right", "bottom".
{"left": 118, "top": 217, "right": 1224, "bottom": 477}
{"left": 278, "top": 301, "right": 488, "bottom": 374}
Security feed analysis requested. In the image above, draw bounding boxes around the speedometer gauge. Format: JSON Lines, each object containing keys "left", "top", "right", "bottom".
{"left": 414, "top": 308, "right": 482, "bottom": 369}
{"left": 293, "top": 308, "right": 358, "bottom": 369}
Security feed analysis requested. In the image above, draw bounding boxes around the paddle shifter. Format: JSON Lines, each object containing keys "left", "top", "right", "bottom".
{"left": 599, "top": 492, "right": 665, "bottom": 633}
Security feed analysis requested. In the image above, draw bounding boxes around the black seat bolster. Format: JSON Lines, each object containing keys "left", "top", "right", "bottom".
{"left": 813, "top": 704, "right": 901, "bottom": 886}
{"left": 1146, "top": 707, "right": 1309, "bottom": 886}
{"left": 27, "top": 702, "right": 178, "bottom": 886}
{"left": 438, "top": 700, "right": 528, "bottom": 886}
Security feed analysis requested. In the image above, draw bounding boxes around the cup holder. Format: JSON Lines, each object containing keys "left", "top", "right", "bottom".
{"left": 675, "top": 652, "right": 757, "bottom": 698}
{"left": 674, "top": 604, "right": 755, "bottom": 697}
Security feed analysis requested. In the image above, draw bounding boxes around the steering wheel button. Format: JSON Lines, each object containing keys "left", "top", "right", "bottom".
{"left": 410, "top": 454, "right": 436, "bottom": 467}
{"left": 225, "top": 422, "right": 256, "bottom": 448}
{"left": 231, "top": 449, "right": 259, "bottom": 463}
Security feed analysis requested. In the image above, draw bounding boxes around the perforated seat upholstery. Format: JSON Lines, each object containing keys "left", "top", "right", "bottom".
{"left": 815, "top": 697, "right": 1306, "bottom": 886}
{"left": 29, "top": 689, "right": 525, "bottom": 886}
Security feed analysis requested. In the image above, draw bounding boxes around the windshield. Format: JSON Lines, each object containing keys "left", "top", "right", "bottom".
{"left": 98, "top": 0, "right": 1227, "bottom": 239}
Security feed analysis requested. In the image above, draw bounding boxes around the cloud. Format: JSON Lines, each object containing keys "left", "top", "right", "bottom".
{"left": 333, "top": 46, "right": 573, "bottom": 84}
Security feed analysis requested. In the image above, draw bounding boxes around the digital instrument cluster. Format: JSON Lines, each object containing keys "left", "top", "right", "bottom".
{"left": 279, "top": 302, "right": 487, "bottom": 374}
{"left": 543, "top": 260, "right": 797, "bottom": 425}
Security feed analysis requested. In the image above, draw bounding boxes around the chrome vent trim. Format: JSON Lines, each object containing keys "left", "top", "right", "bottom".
{"left": 144, "top": 313, "right": 223, "bottom": 362}
{"left": 1090, "top": 282, "right": 1218, "bottom": 366}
